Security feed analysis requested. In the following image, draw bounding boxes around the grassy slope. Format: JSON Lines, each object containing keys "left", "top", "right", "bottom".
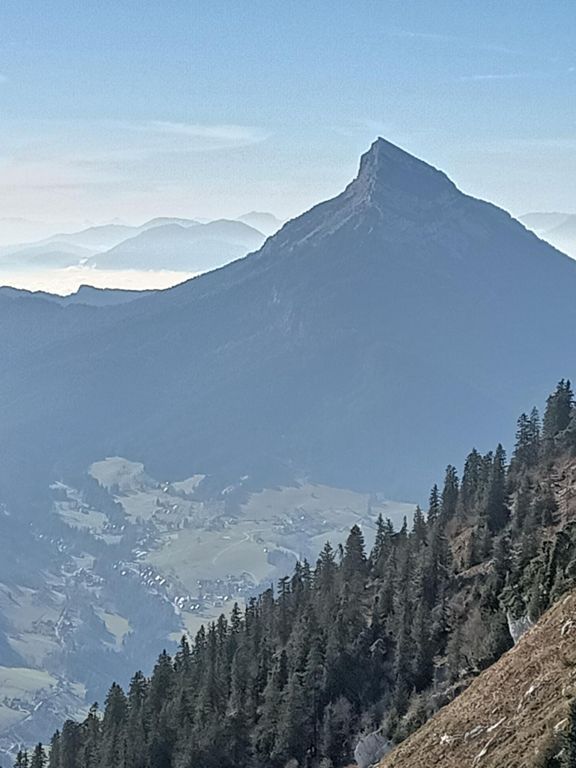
{"left": 379, "top": 590, "right": 576, "bottom": 768}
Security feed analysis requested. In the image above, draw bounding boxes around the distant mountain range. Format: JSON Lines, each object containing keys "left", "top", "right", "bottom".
{"left": 2, "top": 139, "right": 576, "bottom": 757}
{"left": 0, "top": 284, "right": 152, "bottom": 306}
{"left": 520, "top": 211, "right": 576, "bottom": 258}
{"left": 0, "top": 218, "right": 83, "bottom": 247}
{"left": 1, "top": 138, "right": 576, "bottom": 503}
{"left": 237, "top": 211, "right": 283, "bottom": 235}
{"left": 0, "top": 213, "right": 282, "bottom": 276}
{"left": 86, "top": 219, "right": 266, "bottom": 271}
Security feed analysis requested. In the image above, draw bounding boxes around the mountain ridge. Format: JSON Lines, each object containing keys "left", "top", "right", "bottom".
{"left": 1, "top": 139, "right": 576, "bottom": 501}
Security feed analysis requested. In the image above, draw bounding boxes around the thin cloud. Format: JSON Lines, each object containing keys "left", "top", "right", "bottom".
{"left": 0, "top": 119, "right": 270, "bottom": 183}
{"left": 137, "top": 121, "right": 268, "bottom": 145}
{"left": 459, "top": 67, "right": 575, "bottom": 83}
{"left": 0, "top": 119, "right": 272, "bottom": 224}
{"left": 0, "top": 74, "right": 8, "bottom": 84}
{"left": 459, "top": 73, "right": 529, "bottom": 82}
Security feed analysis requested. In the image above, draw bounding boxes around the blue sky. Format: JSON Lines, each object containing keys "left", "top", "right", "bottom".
{"left": 0, "top": 0, "right": 575, "bottom": 225}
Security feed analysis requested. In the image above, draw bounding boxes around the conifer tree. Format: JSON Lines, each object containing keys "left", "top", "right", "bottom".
{"left": 513, "top": 408, "right": 541, "bottom": 470}
{"left": 441, "top": 465, "right": 459, "bottom": 525}
{"left": 342, "top": 525, "right": 368, "bottom": 586}
{"left": 411, "top": 506, "right": 427, "bottom": 548}
{"left": 543, "top": 380, "right": 574, "bottom": 450}
{"left": 485, "top": 445, "right": 509, "bottom": 533}
{"left": 100, "top": 684, "right": 128, "bottom": 768}
{"left": 80, "top": 704, "right": 101, "bottom": 768}
{"left": 47, "top": 732, "right": 60, "bottom": 768}
{"left": 126, "top": 673, "right": 148, "bottom": 768}
{"left": 458, "top": 448, "right": 482, "bottom": 518}
{"left": 320, "top": 697, "right": 353, "bottom": 768}
{"left": 60, "top": 720, "right": 82, "bottom": 768}
{"left": 29, "top": 745, "right": 46, "bottom": 768}
{"left": 34, "top": 380, "right": 576, "bottom": 768}
{"left": 14, "top": 752, "right": 29, "bottom": 768}
{"left": 427, "top": 485, "right": 440, "bottom": 524}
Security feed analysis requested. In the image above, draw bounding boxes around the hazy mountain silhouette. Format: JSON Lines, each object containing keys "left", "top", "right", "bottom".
{"left": 238, "top": 211, "right": 283, "bottom": 235}
{"left": 0, "top": 284, "right": 152, "bottom": 306}
{"left": 0, "top": 218, "right": 266, "bottom": 275}
{"left": 520, "top": 211, "right": 576, "bottom": 258}
{"left": 140, "top": 217, "right": 198, "bottom": 230}
{"left": 2, "top": 138, "right": 576, "bottom": 501}
{"left": 86, "top": 220, "right": 266, "bottom": 271}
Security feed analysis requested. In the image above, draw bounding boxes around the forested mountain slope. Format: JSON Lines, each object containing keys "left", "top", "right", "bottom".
{"left": 19, "top": 380, "right": 576, "bottom": 768}
{"left": 2, "top": 140, "right": 576, "bottom": 502}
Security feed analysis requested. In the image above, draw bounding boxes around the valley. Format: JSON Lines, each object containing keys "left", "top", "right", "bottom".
{"left": 2, "top": 3, "right": 575, "bottom": 765}
{"left": 0, "top": 455, "right": 413, "bottom": 759}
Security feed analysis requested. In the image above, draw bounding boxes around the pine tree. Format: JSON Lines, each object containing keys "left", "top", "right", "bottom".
{"left": 543, "top": 380, "right": 574, "bottom": 450}
{"left": 393, "top": 540, "right": 415, "bottom": 714}
{"left": 273, "top": 671, "right": 310, "bottom": 765}
{"left": 100, "top": 683, "right": 128, "bottom": 768}
{"left": 320, "top": 697, "right": 353, "bottom": 768}
{"left": 513, "top": 408, "right": 541, "bottom": 470}
{"left": 15, "top": 751, "right": 29, "bottom": 768}
{"left": 37, "top": 379, "right": 576, "bottom": 768}
{"left": 222, "top": 646, "right": 252, "bottom": 768}
{"left": 341, "top": 525, "right": 368, "bottom": 585}
{"left": 370, "top": 517, "right": 395, "bottom": 578}
{"left": 441, "top": 465, "right": 459, "bottom": 525}
{"left": 458, "top": 448, "right": 482, "bottom": 518}
{"left": 446, "top": 619, "right": 465, "bottom": 682}
{"left": 126, "top": 673, "right": 148, "bottom": 768}
{"left": 411, "top": 588, "right": 434, "bottom": 691}
{"left": 80, "top": 704, "right": 101, "bottom": 768}
{"left": 485, "top": 444, "right": 509, "bottom": 533}
{"left": 427, "top": 485, "right": 440, "bottom": 524}
{"left": 411, "top": 506, "right": 427, "bottom": 548}
{"left": 513, "top": 479, "right": 532, "bottom": 532}
{"left": 48, "top": 732, "right": 60, "bottom": 768}
{"left": 370, "top": 514, "right": 386, "bottom": 569}
{"left": 29, "top": 744, "right": 46, "bottom": 768}
{"left": 60, "top": 720, "right": 82, "bottom": 768}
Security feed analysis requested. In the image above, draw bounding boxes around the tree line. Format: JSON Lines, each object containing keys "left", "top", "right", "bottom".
{"left": 15, "top": 380, "right": 576, "bottom": 768}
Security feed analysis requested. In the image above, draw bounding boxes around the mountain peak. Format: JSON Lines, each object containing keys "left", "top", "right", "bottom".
{"left": 352, "top": 137, "right": 458, "bottom": 204}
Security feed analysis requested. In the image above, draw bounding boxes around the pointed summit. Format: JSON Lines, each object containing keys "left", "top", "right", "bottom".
{"left": 3, "top": 137, "right": 576, "bottom": 507}
{"left": 352, "top": 137, "right": 458, "bottom": 204}
{"left": 261, "top": 139, "right": 464, "bottom": 252}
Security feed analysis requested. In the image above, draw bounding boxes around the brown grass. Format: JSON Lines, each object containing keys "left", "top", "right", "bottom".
{"left": 379, "top": 590, "right": 576, "bottom": 768}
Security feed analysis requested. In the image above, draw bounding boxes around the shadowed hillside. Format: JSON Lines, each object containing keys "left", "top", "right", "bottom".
{"left": 2, "top": 140, "right": 576, "bottom": 502}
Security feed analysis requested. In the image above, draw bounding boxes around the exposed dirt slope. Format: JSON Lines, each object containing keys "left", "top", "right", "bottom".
{"left": 379, "top": 589, "right": 576, "bottom": 767}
